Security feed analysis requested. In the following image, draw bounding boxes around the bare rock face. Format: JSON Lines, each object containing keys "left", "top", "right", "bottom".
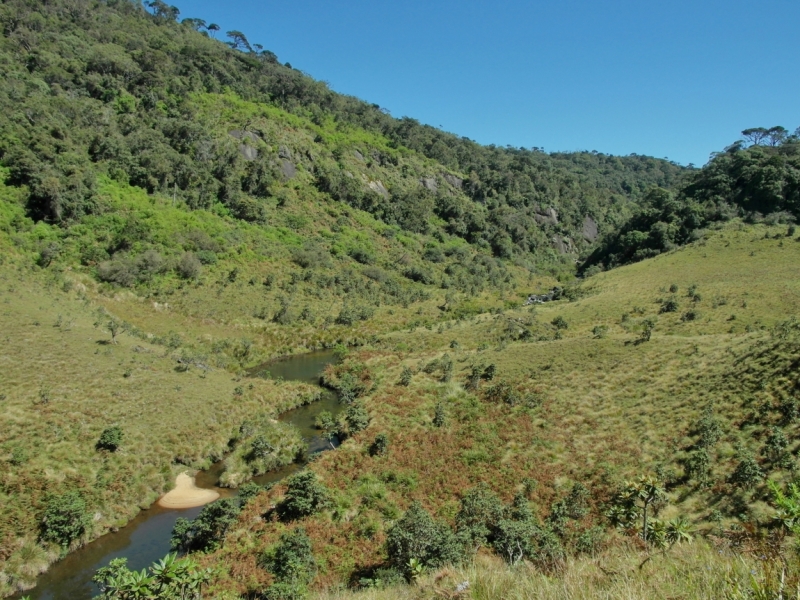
{"left": 534, "top": 206, "right": 559, "bottom": 226}
{"left": 551, "top": 235, "right": 574, "bottom": 254}
{"left": 353, "top": 149, "right": 365, "bottom": 162}
{"left": 367, "top": 180, "right": 389, "bottom": 198}
{"left": 281, "top": 159, "right": 297, "bottom": 179}
{"left": 421, "top": 177, "right": 438, "bottom": 192}
{"left": 229, "top": 130, "right": 261, "bottom": 162}
{"left": 443, "top": 173, "right": 463, "bottom": 189}
{"left": 582, "top": 215, "right": 599, "bottom": 242}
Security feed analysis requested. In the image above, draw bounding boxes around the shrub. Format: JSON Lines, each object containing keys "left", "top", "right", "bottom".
{"left": 280, "top": 471, "right": 331, "bottom": 519}
{"left": 96, "top": 426, "right": 123, "bottom": 452}
{"left": 684, "top": 448, "right": 710, "bottom": 483}
{"left": 40, "top": 490, "right": 91, "bottom": 547}
{"left": 551, "top": 316, "right": 568, "bottom": 330}
{"left": 171, "top": 498, "right": 241, "bottom": 552}
{"left": 433, "top": 402, "right": 446, "bottom": 428}
{"left": 681, "top": 309, "right": 699, "bottom": 322}
{"left": 729, "top": 453, "right": 764, "bottom": 489}
{"left": 455, "top": 483, "right": 504, "bottom": 548}
{"left": 370, "top": 433, "right": 388, "bottom": 456}
{"left": 696, "top": 404, "right": 723, "bottom": 448}
{"left": 260, "top": 527, "right": 316, "bottom": 585}
{"left": 336, "top": 304, "right": 374, "bottom": 326}
{"left": 399, "top": 366, "right": 413, "bottom": 386}
{"left": 660, "top": 297, "right": 679, "bottom": 313}
{"left": 404, "top": 266, "right": 434, "bottom": 285}
{"left": 345, "top": 402, "right": 370, "bottom": 434}
{"left": 386, "top": 502, "right": 465, "bottom": 578}
{"left": 176, "top": 252, "right": 202, "bottom": 279}
{"left": 347, "top": 246, "right": 375, "bottom": 265}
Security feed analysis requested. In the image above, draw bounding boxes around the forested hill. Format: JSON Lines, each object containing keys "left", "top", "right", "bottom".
{"left": 581, "top": 129, "right": 800, "bottom": 272}
{"left": 0, "top": 0, "right": 686, "bottom": 271}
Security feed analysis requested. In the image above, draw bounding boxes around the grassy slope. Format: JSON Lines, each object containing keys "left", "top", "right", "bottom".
{"left": 200, "top": 221, "right": 800, "bottom": 597}
{"left": 0, "top": 155, "right": 550, "bottom": 593}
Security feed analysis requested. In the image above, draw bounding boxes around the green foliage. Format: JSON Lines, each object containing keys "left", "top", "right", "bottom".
{"left": 93, "top": 552, "right": 211, "bottom": 599}
{"left": 280, "top": 471, "right": 332, "bottom": 520}
{"left": 96, "top": 426, "right": 123, "bottom": 452}
{"left": 399, "top": 366, "right": 413, "bottom": 386}
{"left": 684, "top": 448, "right": 710, "bottom": 484}
{"left": 728, "top": 449, "right": 764, "bottom": 489}
{"left": 455, "top": 483, "right": 505, "bottom": 548}
{"left": 607, "top": 476, "right": 665, "bottom": 544}
{"left": 386, "top": 501, "right": 465, "bottom": 578}
{"left": 551, "top": 316, "right": 569, "bottom": 330}
{"left": 171, "top": 498, "right": 241, "bottom": 552}
{"left": 370, "top": 433, "right": 389, "bottom": 457}
{"left": 432, "top": 401, "right": 447, "bottom": 428}
{"left": 696, "top": 404, "right": 723, "bottom": 449}
{"left": 344, "top": 401, "right": 370, "bottom": 434}
{"left": 40, "top": 490, "right": 91, "bottom": 547}
{"left": 260, "top": 527, "right": 316, "bottom": 588}
{"left": 660, "top": 297, "right": 679, "bottom": 313}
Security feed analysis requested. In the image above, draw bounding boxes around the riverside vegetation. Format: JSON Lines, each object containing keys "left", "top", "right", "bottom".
{"left": 1, "top": 0, "right": 800, "bottom": 598}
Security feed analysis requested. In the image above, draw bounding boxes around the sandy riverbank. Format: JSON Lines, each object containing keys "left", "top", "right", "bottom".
{"left": 157, "top": 472, "right": 220, "bottom": 509}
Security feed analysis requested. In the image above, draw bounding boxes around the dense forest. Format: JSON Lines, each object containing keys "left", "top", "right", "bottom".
{"left": 0, "top": 0, "right": 687, "bottom": 277}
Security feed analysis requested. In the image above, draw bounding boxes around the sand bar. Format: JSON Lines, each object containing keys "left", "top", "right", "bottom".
{"left": 157, "top": 472, "right": 220, "bottom": 509}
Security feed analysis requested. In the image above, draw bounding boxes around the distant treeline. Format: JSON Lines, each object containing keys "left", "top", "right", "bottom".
{"left": 581, "top": 129, "right": 800, "bottom": 271}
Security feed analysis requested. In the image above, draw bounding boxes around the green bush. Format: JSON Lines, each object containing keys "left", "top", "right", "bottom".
{"left": 455, "top": 483, "right": 504, "bottom": 548}
{"left": 399, "top": 366, "right": 413, "bottom": 386}
{"left": 171, "top": 498, "right": 241, "bottom": 552}
{"left": 40, "top": 490, "right": 91, "bottom": 547}
{"left": 260, "top": 527, "right": 316, "bottom": 585}
{"left": 176, "top": 252, "right": 202, "bottom": 279}
{"left": 345, "top": 401, "right": 370, "bottom": 434}
{"left": 370, "top": 433, "right": 388, "bottom": 457}
{"left": 386, "top": 501, "right": 465, "bottom": 578}
{"left": 96, "top": 426, "right": 123, "bottom": 452}
{"left": 280, "top": 471, "right": 331, "bottom": 520}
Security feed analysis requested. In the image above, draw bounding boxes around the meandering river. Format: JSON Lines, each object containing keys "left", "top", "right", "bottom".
{"left": 17, "top": 350, "right": 339, "bottom": 600}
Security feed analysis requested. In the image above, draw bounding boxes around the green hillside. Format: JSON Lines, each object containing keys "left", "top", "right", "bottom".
{"left": 1, "top": 0, "right": 799, "bottom": 599}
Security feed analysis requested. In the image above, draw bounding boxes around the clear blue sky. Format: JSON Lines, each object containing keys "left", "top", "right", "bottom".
{"left": 171, "top": 0, "right": 798, "bottom": 166}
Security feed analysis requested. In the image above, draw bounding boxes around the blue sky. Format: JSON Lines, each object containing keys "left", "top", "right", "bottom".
{"left": 171, "top": 0, "right": 799, "bottom": 166}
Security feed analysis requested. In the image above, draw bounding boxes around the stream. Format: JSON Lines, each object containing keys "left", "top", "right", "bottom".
{"left": 17, "top": 350, "right": 339, "bottom": 600}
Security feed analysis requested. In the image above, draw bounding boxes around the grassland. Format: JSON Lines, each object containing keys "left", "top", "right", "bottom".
{"left": 193, "top": 221, "right": 800, "bottom": 598}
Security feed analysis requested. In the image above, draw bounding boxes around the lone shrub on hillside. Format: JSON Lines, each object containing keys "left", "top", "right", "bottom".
{"left": 696, "top": 404, "right": 723, "bottom": 449}
{"left": 551, "top": 316, "right": 568, "bottom": 330}
{"left": 260, "top": 527, "right": 316, "bottom": 589}
{"left": 370, "top": 433, "right": 388, "bottom": 456}
{"left": 177, "top": 252, "right": 202, "bottom": 280}
{"left": 729, "top": 450, "right": 765, "bottom": 489}
{"left": 433, "top": 402, "right": 446, "bottom": 428}
{"left": 40, "top": 491, "right": 91, "bottom": 547}
{"left": 399, "top": 366, "right": 413, "bottom": 386}
{"left": 280, "top": 471, "right": 331, "bottom": 519}
{"left": 387, "top": 501, "right": 464, "bottom": 578}
{"left": 660, "top": 297, "right": 679, "bottom": 313}
{"left": 96, "top": 426, "right": 123, "bottom": 452}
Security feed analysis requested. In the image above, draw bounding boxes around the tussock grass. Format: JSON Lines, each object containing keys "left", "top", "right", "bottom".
{"left": 315, "top": 542, "right": 769, "bottom": 600}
